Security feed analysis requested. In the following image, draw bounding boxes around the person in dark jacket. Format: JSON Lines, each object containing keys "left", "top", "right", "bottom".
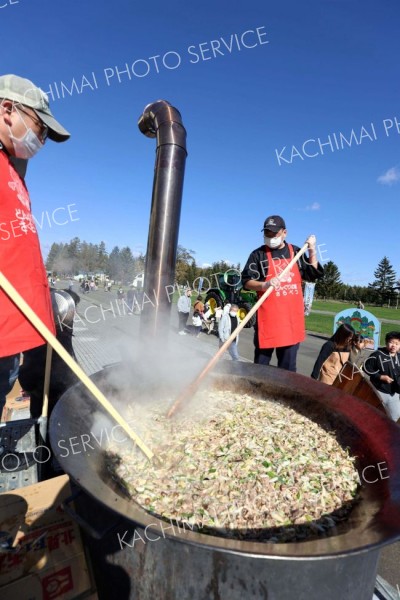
{"left": 241, "top": 215, "right": 324, "bottom": 372}
{"left": 364, "top": 331, "right": 400, "bottom": 422}
{"left": 19, "top": 289, "right": 80, "bottom": 420}
{"left": 311, "top": 324, "right": 355, "bottom": 385}
{"left": 126, "top": 285, "right": 135, "bottom": 314}
{"left": 7, "top": 289, "right": 80, "bottom": 477}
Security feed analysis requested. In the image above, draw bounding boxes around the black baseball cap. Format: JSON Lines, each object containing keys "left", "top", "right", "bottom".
{"left": 261, "top": 215, "right": 286, "bottom": 233}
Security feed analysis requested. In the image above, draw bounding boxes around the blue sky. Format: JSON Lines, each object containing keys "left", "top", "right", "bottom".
{"left": 2, "top": 0, "right": 399, "bottom": 285}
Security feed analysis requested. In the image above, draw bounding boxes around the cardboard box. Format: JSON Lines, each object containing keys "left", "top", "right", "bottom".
{"left": 0, "top": 475, "right": 96, "bottom": 599}
{"left": 1, "top": 394, "right": 30, "bottom": 422}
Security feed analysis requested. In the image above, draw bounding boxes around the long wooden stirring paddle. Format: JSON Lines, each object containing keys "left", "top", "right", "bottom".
{"left": 167, "top": 243, "right": 309, "bottom": 418}
{"left": 0, "top": 272, "right": 154, "bottom": 461}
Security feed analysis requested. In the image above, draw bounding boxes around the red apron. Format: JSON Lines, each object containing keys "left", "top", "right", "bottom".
{"left": 0, "top": 151, "right": 55, "bottom": 357}
{"left": 257, "top": 244, "right": 305, "bottom": 348}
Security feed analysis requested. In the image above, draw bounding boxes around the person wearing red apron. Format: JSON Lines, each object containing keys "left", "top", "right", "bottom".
{"left": 0, "top": 74, "right": 70, "bottom": 424}
{"left": 241, "top": 215, "right": 324, "bottom": 372}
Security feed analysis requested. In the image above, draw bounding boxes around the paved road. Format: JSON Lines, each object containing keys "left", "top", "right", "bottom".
{"left": 61, "top": 283, "right": 400, "bottom": 590}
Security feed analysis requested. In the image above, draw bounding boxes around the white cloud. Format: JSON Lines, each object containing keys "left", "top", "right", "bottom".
{"left": 201, "top": 262, "right": 212, "bottom": 268}
{"left": 377, "top": 166, "right": 400, "bottom": 186}
{"left": 305, "top": 202, "right": 320, "bottom": 211}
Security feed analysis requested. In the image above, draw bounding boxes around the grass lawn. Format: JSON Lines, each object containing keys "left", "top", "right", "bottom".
{"left": 170, "top": 295, "right": 400, "bottom": 319}
{"left": 312, "top": 300, "right": 400, "bottom": 320}
{"left": 305, "top": 313, "right": 333, "bottom": 337}
{"left": 306, "top": 312, "right": 397, "bottom": 343}
{"left": 139, "top": 290, "right": 399, "bottom": 343}
{"left": 171, "top": 290, "right": 198, "bottom": 305}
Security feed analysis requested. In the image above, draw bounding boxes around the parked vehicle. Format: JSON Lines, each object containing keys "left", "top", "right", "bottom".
{"left": 204, "top": 270, "right": 257, "bottom": 328}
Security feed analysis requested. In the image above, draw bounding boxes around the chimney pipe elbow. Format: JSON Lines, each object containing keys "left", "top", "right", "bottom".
{"left": 138, "top": 100, "right": 187, "bottom": 152}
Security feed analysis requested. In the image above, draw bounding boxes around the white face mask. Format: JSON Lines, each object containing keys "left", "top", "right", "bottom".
{"left": 264, "top": 235, "right": 282, "bottom": 249}
{"left": 229, "top": 311, "right": 237, "bottom": 317}
{"left": 8, "top": 109, "right": 43, "bottom": 159}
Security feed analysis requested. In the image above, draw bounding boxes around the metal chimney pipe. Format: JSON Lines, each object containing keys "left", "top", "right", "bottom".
{"left": 138, "top": 101, "right": 187, "bottom": 336}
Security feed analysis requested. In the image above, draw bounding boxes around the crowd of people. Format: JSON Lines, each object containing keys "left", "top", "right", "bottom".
{"left": 311, "top": 325, "right": 400, "bottom": 422}
{"left": 80, "top": 278, "right": 97, "bottom": 294}
{"left": 176, "top": 214, "right": 400, "bottom": 423}
{"left": 0, "top": 75, "right": 398, "bottom": 477}
{"left": 177, "top": 290, "right": 400, "bottom": 423}
{"left": 177, "top": 291, "right": 215, "bottom": 337}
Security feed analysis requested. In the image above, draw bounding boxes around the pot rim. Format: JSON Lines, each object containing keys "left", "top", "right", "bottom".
{"left": 49, "top": 361, "right": 400, "bottom": 558}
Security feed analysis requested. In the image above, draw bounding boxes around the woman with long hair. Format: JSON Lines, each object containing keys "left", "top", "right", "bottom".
{"left": 349, "top": 333, "right": 367, "bottom": 369}
{"left": 311, "top": 324, "right": 355, "bottom": 384}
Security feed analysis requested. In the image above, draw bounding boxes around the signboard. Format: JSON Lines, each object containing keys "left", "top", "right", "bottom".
{"left": 304, "top": 282, "right": 316, "bottom": 316}
{"left": 333, "top": 308, "right": 381, "bottom": 350}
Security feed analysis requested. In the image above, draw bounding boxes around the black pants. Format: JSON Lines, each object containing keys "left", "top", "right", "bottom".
{"left": 19, "top": 331, "right": 78, "bottom": 420}
{"left": 178, "top": 311, "right": 189, "bottom": 331}
{"left": 254, "top": 330, "right": 299, "bottom": 372}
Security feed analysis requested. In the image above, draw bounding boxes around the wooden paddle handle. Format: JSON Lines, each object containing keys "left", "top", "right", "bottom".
{"left": 167, "top": 243, "right": 309, "bottom": 418}
{"left": 0, "top": 272, "right": 154, "bottom": 460}
{"left": 42, "top": 344, "right": 53, "bottom": 420}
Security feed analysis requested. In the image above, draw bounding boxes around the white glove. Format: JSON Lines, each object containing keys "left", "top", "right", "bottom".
{"left": 262, "top": 277, "right": 280, "bottom": 291}
{"left": 306, "top": 234, "right": 317, "bottom": 251}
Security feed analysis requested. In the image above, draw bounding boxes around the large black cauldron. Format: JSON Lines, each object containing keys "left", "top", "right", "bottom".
{"left": 49, "top": 362, "right": 400, "bottom": 600}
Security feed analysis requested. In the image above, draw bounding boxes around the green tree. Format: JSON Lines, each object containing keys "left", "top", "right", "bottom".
{"left": 97, "top": 241, "right": 109, "bottom": 274}
{"left": 45, "top": 242, "right": 62, "bottom": 271}
{"left": 196, "top": 260, "right": 235, "bottom": 290}
{"left": 133, "top": 253, "right": 145, "bottom": 277}
{"left": 45, "top": 242, "right": 75, "bottom": 276}
{"left": 108, "top": 246, "right": 121, "bottom": 281}
{"left": 315, "top": 261, "right": 342, "bottom": 299}
{"left": 368, "top": 257, "right": 397, "bottom": 306}
{"left": 80, "top": 242, "right": 98, "bottom": 274}
{"left": 210, "top": 260, "right": 234, "bottom": 273}
{"left": 65, "top": 237, "right": 81, "bottom": 274}
{"left": 187, "top": 259, "right": 199, "bottom": 289}
{"left": 119, "top": 246, "right": 136, "bottom": 283}
{"left": 175, "top": 245, "right": 195, "bottom": 285}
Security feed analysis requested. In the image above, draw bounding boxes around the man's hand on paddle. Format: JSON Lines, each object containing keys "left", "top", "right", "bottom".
{"left": 306, "top": 234, "right": 317, "bottom": 251}
{"left": 261, "top": 277, "right": 280, "bottom": 291}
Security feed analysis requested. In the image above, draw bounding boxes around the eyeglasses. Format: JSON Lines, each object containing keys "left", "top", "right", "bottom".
{"left": 15, "top": 105, "right": 48, "bottom": 142}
